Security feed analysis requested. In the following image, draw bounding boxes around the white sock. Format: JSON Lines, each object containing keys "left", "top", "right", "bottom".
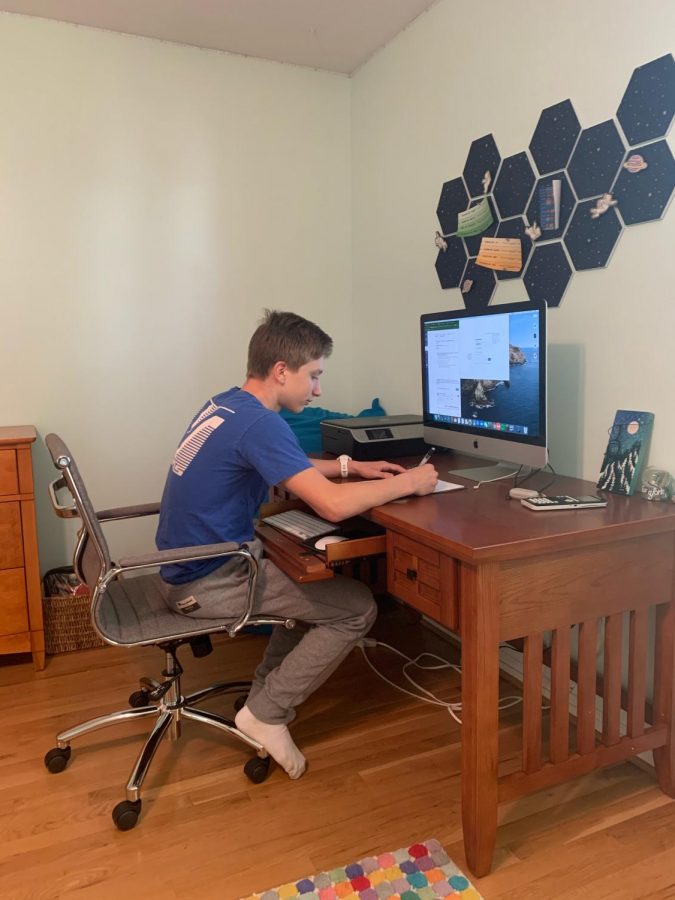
{"left": 235, "top": 704, "right": 306, "bottom": 780}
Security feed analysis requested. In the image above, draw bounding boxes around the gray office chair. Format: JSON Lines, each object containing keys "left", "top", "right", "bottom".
{"left": 44, "top": 433, "right": 294, "bottom": 831}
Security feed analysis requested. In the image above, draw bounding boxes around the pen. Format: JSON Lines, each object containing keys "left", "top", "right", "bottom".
{"left": 418, "top": 446, "right": 435, "bottom": 466}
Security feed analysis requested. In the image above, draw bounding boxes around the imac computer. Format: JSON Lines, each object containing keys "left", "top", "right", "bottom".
{"left": 421, "top": 299, "right": 547, "bottom": 482}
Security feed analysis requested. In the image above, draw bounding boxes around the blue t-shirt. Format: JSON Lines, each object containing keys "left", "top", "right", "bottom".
{"left": 156, "top": 388, "right": 312, "bottom": 584}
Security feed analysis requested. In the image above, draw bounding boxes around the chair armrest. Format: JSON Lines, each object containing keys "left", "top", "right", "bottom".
{"left": 117, "top": 541, "right": 242, "bottom": 570}
{"left": 96, "top": 503, "right": 161, "bottom": 521}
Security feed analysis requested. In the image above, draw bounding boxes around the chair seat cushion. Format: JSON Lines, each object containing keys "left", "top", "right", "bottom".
{"left": 94, "top": 573, "right": 235, "bottom": 646}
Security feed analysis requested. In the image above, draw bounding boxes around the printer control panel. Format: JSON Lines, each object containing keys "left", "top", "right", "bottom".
{"left": 365, "top": 428, "right": 394, "bottom": 440}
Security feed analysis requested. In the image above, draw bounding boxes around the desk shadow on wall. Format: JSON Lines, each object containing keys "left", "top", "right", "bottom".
{"left": 547, "top": 344, "right": 584, "bottom": 477}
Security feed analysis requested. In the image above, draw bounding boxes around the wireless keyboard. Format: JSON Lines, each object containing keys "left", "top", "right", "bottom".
{"left": 262, "top": 509, "right": 339, "bottom": 541}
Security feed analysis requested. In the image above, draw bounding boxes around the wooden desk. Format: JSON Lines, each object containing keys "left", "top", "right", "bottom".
{"left": 263, "top": 468, "right": 675, "bottom": 876}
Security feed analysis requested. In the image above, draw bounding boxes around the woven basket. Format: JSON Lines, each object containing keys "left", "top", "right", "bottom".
{"left": 43, "top": 593, "right": 106, "bottom": 654}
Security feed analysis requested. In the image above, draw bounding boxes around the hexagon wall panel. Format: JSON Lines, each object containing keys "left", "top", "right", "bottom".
{"left": 463, "top": 135, "right": 501, "bottom": 199}
{"left": 612, "top": 141, "right": 675, "bottom": 225}
{"left": 435, "top": 237, "right": 467, "bottom": 289}
{"left": 495, "top": 217, "right": 531, "bottom": 281}
{"left": 567, "top": 121, "right": 625, "bottom": 200}
{"left": 432, "top": 55, "right": 673, "bottom": 308}
{"left": 461, "top": 258, "right": 496, "bottom": 310}
{"left": 526, "top": 171, "right": 576, "bottom": 241}
{"left": 617, "top": 54, "right": 675, "bottom": 146}
{"left": 493, "top": 152, "right": 536, "bottom": 219}
{"left": 524, "top": 243, "right": 572, "bottom": 308}
{"left": 437, "top": 177, "right": 469, "bottom": 236}
{"left": 564, "top": 200, "right": 623, "bottom": 270}
{"left": 529, "top": 99, "right": 581, "bottom": 175}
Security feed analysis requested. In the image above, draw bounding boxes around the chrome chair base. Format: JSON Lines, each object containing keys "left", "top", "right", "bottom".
{"left": 45, "top": 651, "right": 269, "bottom": 828}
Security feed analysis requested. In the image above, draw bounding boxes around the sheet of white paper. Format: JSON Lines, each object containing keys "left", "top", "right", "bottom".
{"left": 434, "top": 479, "right": 465, "bottom": 493}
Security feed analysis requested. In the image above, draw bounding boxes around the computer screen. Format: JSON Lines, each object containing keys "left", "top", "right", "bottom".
{"left": 420, "top": 299, "right": 547, "bottom": 479}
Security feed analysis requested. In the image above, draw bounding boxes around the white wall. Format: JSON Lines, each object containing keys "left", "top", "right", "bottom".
{"left": 351, "top": 0, "right": 675, "bottom": 482}
{"left": 2, "top": 5, "right": 674, "bottom": 576}
{"left": 0, "top": 14, "right": 352, "bottom": 569}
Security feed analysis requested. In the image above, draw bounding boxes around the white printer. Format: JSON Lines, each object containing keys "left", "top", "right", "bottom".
{"left": 320, "top": 415, "right": 427, "bottom": 460}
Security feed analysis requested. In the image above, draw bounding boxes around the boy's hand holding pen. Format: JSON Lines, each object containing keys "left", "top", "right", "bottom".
{"left": 406, "top": 446, "right": 438, "bottom": 496}
{"left": 418, "top": 446, "right": 436, "bottom": 467}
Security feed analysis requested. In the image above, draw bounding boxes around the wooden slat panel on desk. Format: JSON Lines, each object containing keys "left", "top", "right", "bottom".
{"left": 550, "top": 625, "right": 571, "bottom": 764}
{"left": 576, "top": 618, "right": 598, "bottom": 755}
{"left": 523, "top": 632, "right": 543, "bottom": 773}
{"left": 628, "top": 607, "right": 648, "bottom": 738}
{"left": 603, "top": 613, "right": 623, "bottom": 746}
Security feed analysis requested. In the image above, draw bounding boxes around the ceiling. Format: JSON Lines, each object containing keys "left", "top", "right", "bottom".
{"left": 0, "top": 0, "right": 440, "bottom": 75}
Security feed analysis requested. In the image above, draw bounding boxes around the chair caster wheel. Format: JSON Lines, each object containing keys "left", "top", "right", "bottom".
{"left": 112, "top": 799, "right": 142, "bottom": 831}
{"left": 244, "top": 756, "right": 271, "bottom": 784}
{"left": 129, "top": 690, "right": 152, "bottom": 708}
{"left": 234, "top": 694, "right": 248, "bottom": 713}
{"left": 44, "top": 746, "right": 72, "bottom": 773}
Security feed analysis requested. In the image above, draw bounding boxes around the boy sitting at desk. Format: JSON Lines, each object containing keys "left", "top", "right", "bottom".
{"left": 156, "top": 310, "right": 438, "bottom": 779}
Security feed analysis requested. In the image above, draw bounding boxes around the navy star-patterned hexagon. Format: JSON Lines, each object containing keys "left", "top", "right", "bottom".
{"left": 617, "top": 54, "right": 675, "bottom": 146}
{"left": 526, "top": 171, "right": 576, "bottom": 240}
{"left": 564, "top": 200, "right": 623, "bottom": 270}
{"left": 493, "top": 152, "right": 536, "bottom": 219}
{"left": 435, "top": 237, "right": 468, "bottom": 289}
{"left": 437, "top": 177, "right": 469, "bottom": 236}
{"left": 460, "top": 258, "right": 496, "bottom": 310}
{"left": 463, "top": 195, "right": 498, "bottom": 257}
{"left": 612, "top": 141, "right": 675, "bottom": 225}
{"left": 529, "top": 99, "right": 581, "bottom": 175}
{"left": 495, "top": 217, "right": 531, "bottom": 281}
{"left": 463, "top": 135, "right": 501, "bottom": 199}
{"left": 524, "top": 243, "right": 572, "bottom": 307}
{"left": 567, "top": 121, "right": 625, "bottom": 200}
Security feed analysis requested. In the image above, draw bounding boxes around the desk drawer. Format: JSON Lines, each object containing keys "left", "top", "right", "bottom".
{"left": 0, "top": 569, "right": 29, "bottom": 635}
{"left": 0, "top": 503, "right": 24, "bottom": 570}
{"left": 0, "top": 450, "right": 19, "bottom": 496}
{"left": 387, "top": 531, "right": 458, "bottom": 630}
{"left": 256, "top": 504, "right": 386, "bottom": 583}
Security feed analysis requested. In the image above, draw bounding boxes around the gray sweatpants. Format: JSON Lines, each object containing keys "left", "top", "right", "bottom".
{"left": 163, "top": 539, "right": 377, "bottom": 725}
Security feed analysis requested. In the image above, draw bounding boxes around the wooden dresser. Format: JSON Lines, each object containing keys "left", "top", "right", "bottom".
{"left": 0, "top": 426, "right": 44, "bottom": 669}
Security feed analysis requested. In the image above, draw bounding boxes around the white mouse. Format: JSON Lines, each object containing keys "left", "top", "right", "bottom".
{"left": 314, "top": 535, "right": 347, "bottom": 551}
{"left": 509, "top": 487, "right": 540, "bottom": 500}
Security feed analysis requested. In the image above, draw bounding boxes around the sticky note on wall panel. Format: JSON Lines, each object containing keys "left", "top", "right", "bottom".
{"left": 476, "top": 237, "right": 523, "bottom": 272}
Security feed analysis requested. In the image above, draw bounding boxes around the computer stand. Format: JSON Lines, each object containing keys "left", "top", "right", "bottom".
{"left": 447, "top": 461, "right": 522, "bottom": 484}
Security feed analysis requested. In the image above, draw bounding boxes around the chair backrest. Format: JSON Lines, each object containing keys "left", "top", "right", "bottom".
{"left": 45, "top": 433, "right": 113, "bottom": 593}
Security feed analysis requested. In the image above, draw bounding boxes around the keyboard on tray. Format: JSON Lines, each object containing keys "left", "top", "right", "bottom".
{"left": 261, "top": 509, "right": 339, "bottom": 541}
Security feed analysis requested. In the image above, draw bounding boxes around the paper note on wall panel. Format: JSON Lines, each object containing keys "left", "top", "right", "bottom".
{"left": 476, "top": 237, "right": 522, "bottom": 272}
{"left": 456, "top": 198, "right": 494, "bottom": 237}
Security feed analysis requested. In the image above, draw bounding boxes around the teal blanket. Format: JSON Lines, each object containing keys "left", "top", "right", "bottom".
{"left": 280, "top": 398, "right": 386, "bottom": 453}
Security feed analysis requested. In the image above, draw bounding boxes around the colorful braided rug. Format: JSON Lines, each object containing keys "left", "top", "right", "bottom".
{"left": 240, "top": 838, "right": 483, "bottom": 900}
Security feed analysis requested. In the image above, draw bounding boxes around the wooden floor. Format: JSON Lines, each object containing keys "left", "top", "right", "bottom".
{"left": 1, "top": 605, "right": 674, "bottom": 900}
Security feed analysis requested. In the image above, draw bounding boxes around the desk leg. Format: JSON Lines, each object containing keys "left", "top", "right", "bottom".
{"left": 653, "top": 594, "right": 675, "bottom": 796}
{"left": 460, "top": 561, "right": 500, "bottom": 877}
